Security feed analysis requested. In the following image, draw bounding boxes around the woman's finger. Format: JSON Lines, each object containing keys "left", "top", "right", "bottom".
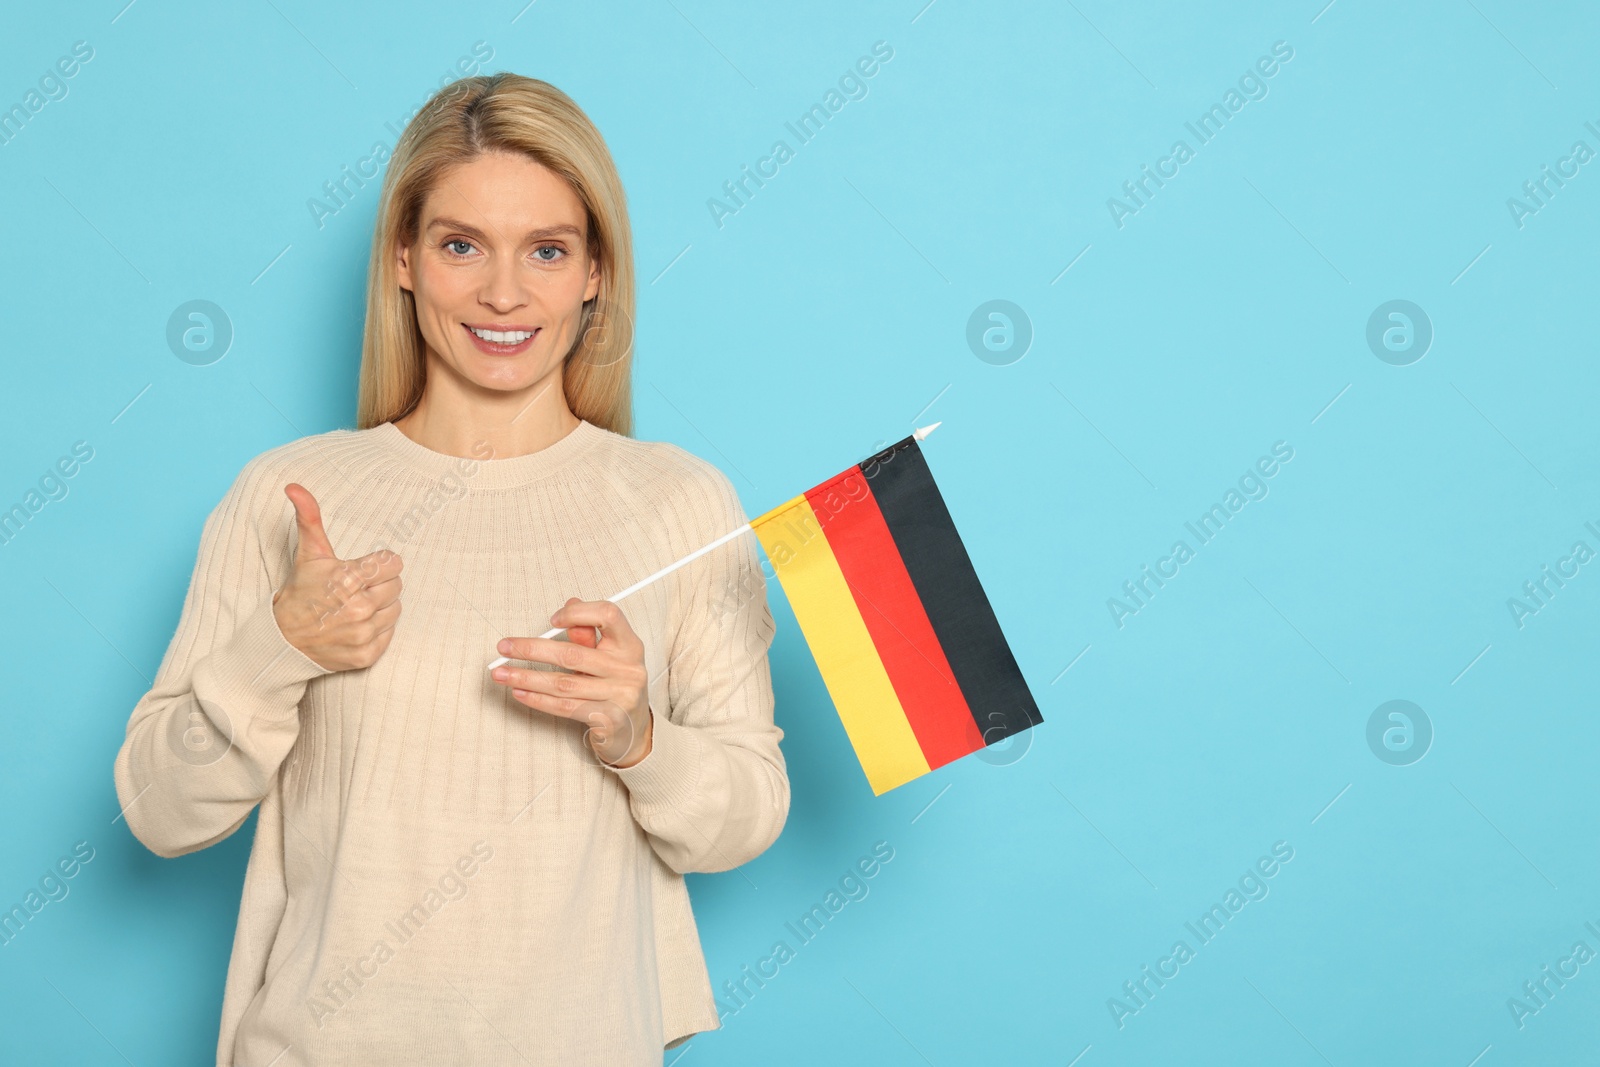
{"left": 560, "top": 596, "right": 601, "bottom": 649}
{"left": 361, "top": 573, "right": 405, "bottom": 608}
{"left": 508, "top": 689, "right": 627, "bottom": 727}
{"left": 495, "top": 634, "right": 617, "bottom": 676}
{"left": 319, "top": 600, "right": 401, "bottom": 657}
{"left": 510, "top": 687, "right": 588, "bottom": 721}
{"left": 549, "top": 599, "right": 641, "bottom": 653}
{"left": 362, "top": 598, "right": 403, "bottom": 638}
{"left": 490, "top": 663, "right": 615, "bottom": 704}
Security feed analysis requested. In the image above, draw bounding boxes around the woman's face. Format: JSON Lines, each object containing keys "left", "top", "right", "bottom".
{"left": 396, "top": 150, "right": 601, "bottom": 400}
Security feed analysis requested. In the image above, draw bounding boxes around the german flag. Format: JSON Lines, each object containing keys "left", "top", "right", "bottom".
{"left": 750, "top": 433, "right": 1042, "bottom": 795}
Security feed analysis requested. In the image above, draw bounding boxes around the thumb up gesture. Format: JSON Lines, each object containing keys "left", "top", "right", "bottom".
{"left": 271, "top": 483, "right": 404, "bottom": 672}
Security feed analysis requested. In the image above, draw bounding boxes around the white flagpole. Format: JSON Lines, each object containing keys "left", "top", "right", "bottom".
{"left": 485, "top": 421, "right": 941, "bottom": 671}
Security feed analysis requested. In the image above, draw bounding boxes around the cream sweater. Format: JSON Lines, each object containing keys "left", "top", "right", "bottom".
{"left": 112, "top": 418, "right": 789, "bottom": 1066}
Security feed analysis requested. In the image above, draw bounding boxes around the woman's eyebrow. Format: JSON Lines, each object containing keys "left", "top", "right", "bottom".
{"left": 425, "top": 216, "right": 583, "bottom": 241}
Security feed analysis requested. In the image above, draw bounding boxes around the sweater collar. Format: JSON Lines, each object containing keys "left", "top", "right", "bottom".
{"left": 370, "top": 418, "right": 605, "bottom": 490}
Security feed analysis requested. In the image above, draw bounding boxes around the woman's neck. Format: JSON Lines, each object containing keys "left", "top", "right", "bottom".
{"left": 393, "top": 371, "right": 582, "bottom": 460}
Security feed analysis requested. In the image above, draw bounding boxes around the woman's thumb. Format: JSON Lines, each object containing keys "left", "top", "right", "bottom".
{"left": 285, "top": 483, "right": 337, "bottom": 562}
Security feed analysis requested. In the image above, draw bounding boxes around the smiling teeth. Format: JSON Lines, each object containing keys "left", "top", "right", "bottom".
{"left": 470, "top": 327, "right": 535, "bottom": 343}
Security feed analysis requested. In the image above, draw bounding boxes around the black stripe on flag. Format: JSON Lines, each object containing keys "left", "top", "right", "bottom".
{"left": 859, "top": 436, "right": 1042, "bottom": 746}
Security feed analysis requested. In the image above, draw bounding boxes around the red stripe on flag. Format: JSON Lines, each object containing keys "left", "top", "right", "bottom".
{"left": 805, "top": 471, "right": 985, "bottom": 769}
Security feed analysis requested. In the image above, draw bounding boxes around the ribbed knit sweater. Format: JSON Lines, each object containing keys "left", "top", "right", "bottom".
{"left": 112, "top": 418, "right": 789, "bottom": 1066}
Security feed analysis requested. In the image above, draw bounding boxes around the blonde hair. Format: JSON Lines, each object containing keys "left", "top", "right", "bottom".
{"left": 356, "top": 73, "right": 635, "bottom": 436}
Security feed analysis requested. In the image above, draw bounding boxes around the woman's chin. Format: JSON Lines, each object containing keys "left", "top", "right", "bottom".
{"left": 469, "top": 365, "right": 552, "bottom": 395}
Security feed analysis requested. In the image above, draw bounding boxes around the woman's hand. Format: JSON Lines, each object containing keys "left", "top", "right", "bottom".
{"left": 272, "top": 483, "right": 405, "bottom": 672}
{"left": 490, "top": 597, "right": 654, "bottom": 768}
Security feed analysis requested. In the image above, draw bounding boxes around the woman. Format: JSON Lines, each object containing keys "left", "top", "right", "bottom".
{"left": 113, "top": 73, "right": 789, "bottom": 1066}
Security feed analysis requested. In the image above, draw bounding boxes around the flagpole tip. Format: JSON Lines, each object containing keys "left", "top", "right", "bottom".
{"left": 913, "top": 421, "right": 942, "bottom": 441}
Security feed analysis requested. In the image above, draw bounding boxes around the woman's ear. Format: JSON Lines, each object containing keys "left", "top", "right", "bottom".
{"left": 396, "top": 240, "right": 415, "bottom": 292}
{"left": 583, "top": 256, "right": 601, "bottom": 303}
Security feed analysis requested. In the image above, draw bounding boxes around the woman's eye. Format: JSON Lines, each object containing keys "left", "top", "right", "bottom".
{"left": 533, "top": 245, "right": 564, "bottom": 262}
{"left": 445, "top": 239, "right": 475, "bottom": 256}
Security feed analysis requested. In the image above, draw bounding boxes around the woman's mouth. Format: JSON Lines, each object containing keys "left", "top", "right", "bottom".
{"left": 464, "top": 324, "right": 539, "bottom": 355}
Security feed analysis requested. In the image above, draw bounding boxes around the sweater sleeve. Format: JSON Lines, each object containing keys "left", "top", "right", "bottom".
{"left": 113, "top": 457, "right": 333, "bottom": 859}
{"left": 605, "top": 463, "right": 790, "bottom": 875}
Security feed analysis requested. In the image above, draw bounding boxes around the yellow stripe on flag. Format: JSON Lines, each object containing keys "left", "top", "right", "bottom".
{"left": 752, "top": 495, "right": 930, "bottom": 795}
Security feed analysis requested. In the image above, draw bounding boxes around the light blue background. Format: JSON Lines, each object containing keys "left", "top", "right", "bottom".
{"left": 2, "top": 1, "right": 1597, "bottom": 1064}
